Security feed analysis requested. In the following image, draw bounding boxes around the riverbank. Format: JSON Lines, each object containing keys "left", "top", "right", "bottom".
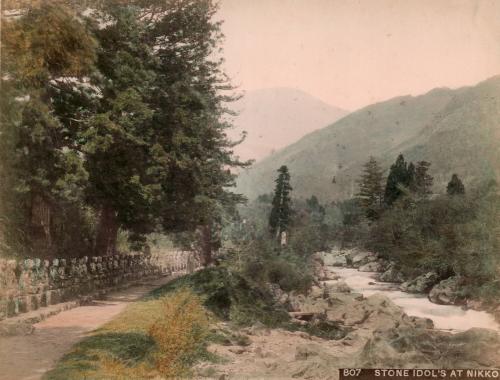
{"left": 320, "top": 248, "right": 500, "bottom": 324}
{"left": 44, "top": 257, "right": 500, "bottom": 379}
{"left": 192, "top": 255, "right": 500, "bottom": 379}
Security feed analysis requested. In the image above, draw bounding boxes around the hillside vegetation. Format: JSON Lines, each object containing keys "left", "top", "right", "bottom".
{"left": 237, "top": 76, "right": 500, "bottom": 201}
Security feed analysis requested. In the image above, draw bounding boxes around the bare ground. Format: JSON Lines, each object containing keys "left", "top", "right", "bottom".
{"left": 196, "top": 324, "right": 365, "bottom": 380}
{"left": 0, "top": 276, "right": 172, "bottom": 380}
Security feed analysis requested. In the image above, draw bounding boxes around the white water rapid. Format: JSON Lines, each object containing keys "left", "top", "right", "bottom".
{"left": 331, "top": 267, "right": 500, "bottom": 332}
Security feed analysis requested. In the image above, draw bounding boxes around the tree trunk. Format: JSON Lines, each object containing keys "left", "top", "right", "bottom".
{"left": 95, "top": 205, "right": 118, "bottom": 256}
{"left": 199, "top": 224, "right": 213, "bottom": 267}
{"left": 31, "top": 194, "right": 52, "bottom": 256}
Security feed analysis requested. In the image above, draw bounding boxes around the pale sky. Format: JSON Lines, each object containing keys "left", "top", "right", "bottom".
{"left": 218, "top": 0, "right": 500, "bottom": 111}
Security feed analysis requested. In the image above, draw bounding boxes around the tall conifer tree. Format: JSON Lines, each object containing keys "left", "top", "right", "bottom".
{"left": 414, "top": 161, "right": 434, "bottom": 197}
{"left": 357, "top": 156, "right": 384, "bottom": 220}
{"left": 447, "top": 174, "right": 465, "bottom": 195}
{"left": 269, "top": 166, "right": 293, "bottom": 239}
{"left": 384, "top": 154, "right": 410, "bottom": 205}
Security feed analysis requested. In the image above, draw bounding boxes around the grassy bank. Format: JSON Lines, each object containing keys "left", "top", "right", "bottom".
{"left": 44, "top": 267, "right": 290, "bottom": 379}
{"left": 43, "top": 285, "right": 216, "bottom": 380}
{"left": 45, "top": 265, "right": 347, "bottom": 379}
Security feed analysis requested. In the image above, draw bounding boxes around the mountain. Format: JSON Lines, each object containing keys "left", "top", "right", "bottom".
{"left": 229, "top": 88, "right": 348, "bottom": 162}
{"left": 236, "top": 76, "right": 500, "bottom": 201}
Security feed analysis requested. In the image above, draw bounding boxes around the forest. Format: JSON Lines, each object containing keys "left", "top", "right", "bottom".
{"left": 1, "top": 0, "right": 247, "bottom": 264}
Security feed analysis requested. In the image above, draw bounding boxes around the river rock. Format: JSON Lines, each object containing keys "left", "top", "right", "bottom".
{"left": 321, "top": 251, "right": 348, "bottom": 267}
{"left": 378, "top": 263, "right": 405, "bottom": 283}
{"left": 357, "top": 326, "right": 436, "bottom": 368}
{"left": 327, "top": 293, "right": 410, "bottom": 331}
{"left": 448, "top": 328, "right": 500, "bottom": 367}
{"left": 288, "top": 291, "right": 328, "bottom": 315}
{"left": 358, "top": 261, "right": 384, "bottom": 272}
{"left": 400, "top": 272, "right": 439, "bottom": 293}
{"left": 358, "top": 325, "right": 500, "bottom": 368}
{"left": 324, "top": 280, "right": 351, "bottom": 295}
{"left": 309, "top": 285, "right": 324, "bottom": 300}
{"left": 428, "top": 276, "right": 464, "bottom": 305}
{"left": 465, "top": 299, "right": 485, "bottom": 311}
{"left": 402, "top": 314, "right": 434, "bottom": 329}
{"left": 350, "top": 251, "right": 377, "bottom": 268}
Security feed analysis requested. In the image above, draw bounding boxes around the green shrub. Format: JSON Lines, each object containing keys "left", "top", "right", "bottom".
{"left": 151, "top": 267, "right": 290, "bottom": 327}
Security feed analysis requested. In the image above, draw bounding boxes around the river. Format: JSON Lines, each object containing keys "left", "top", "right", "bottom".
{"left": 331, "top": 267, "right": 500, "bottom": 332}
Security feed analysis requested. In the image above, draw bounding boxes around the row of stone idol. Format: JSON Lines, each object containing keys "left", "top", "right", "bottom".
{"left": 0, "top": 252, "right": 195, "bottom": 320}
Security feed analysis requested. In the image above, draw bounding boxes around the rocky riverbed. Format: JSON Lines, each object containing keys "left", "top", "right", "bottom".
{"left": 321, "top": 248, "right": 500, "bottom": 323}
{"left": 194, "top": 253, "right": 500, "bottom": 379}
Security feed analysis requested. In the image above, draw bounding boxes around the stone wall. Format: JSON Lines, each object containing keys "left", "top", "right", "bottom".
{"left": 0, "top": 251, "right": 198, "bottom": 321}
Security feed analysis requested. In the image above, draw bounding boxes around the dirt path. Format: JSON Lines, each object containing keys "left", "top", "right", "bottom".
{"left": 0, "top": 276, "right": 173, "bottom": 380}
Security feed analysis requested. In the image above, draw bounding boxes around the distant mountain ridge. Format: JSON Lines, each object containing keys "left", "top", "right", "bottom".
{"left": 229, "top": 87, "right": 348, "bottom": 162}
{"left": 236, "top": 76, "right": 500, "bottom": 201}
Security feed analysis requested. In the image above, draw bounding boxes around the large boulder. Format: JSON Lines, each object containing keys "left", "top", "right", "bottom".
{"left": 327, "top": 293, "right": 426, "bottom": 331}
{"left": 321, "top": 250, "right": 348, "bottom": 267}
{"left": 428, "top": 276, "right": 464, "bottom": 305}
{"left": 359, "top": 261, "right": 384, "bottom": 272}
{"left": 447, "top": 328, "right": 500, "bottom": 367}
{"left": 349, "top": 251, "right": 377, "bottom": 268}
{"left": 358, "top": 326, "right": 500, "bottom": 368}
{"left": 324, "top": 280, "right": 351, "bottom": 295}
{"left": 328, "top": 255, "right": 348, "bottom": 267}
{"left": 287, "top": 290, "right": 329, "bottom": 314}
{"left": 378, "top": 263, "right": 405, "bottom": 283}
{"left": 400, "top": 272, "right": 439, "bottom": 294}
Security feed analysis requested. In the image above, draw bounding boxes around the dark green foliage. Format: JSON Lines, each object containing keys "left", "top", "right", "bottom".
{"left": 1, "top": 3, "right": 96, "bottom": 257}
{"left": 233, "top": 194, "right": 334, "bottom": 293}
{"left": 357, "top": 156, "right": 384, "bottom": 220}
{"left": 269, "top": 166, "right": 293, "bottom": 238}
{"left": 151, "top": 267, "right": 347, "bottom": 340}
{"left": 332, "top": 199, "right": 370, "bottom": 248}
{"left": 407, "top": 162, "right": 416, "bottom": 188}
{"left": 413, "top": 161, "right": 434, "bottom": 197}
{"left": 151, "top": 266, "right": 290, "bottom": 327}
{"left": 384, "top": 154, "right": 412, "bottom": 206}
{"left": 265, "top": 255, "right": 313, "bottom": 293}
{"left": 1, "top": 1, "right": 246, "bottom": 257}
{"left": 369, "top": 180, "right": 500, "bottom": 297}
{"left": 234, "top": 235, "right": 314, "bottom": 293}
{"left": 339, "top": 154, "right": 498, "bottom": 301}
{"left": 447, "top": 174, "right": 465, "bottom": 195}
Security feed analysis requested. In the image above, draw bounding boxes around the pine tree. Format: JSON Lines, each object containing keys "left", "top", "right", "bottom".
{"left": 142, "top": 0, "right": 249, "bottom": 264}
{"left": 357, "top": 156, "right": 384, "bottom": 220}
{"left": 83, "top": 2, "right": 248, "bottom": 256}
{"left": 1, "top": 1, "right": 248, "bottom": 258}
{"left": 407, "top": 162, "right": 416, "bottom": 191}
{"left": 414, "top": 161, "right": 434, "bottom": 197}
{"left": 447, "top": 174, "right": 465, "bottom": 195}
{"left": 384, "top": 154, "right": 411, "bottom": 206}
{"left": 269, "top": 166, "right": 293, "bottom": 239}
{"left": 1, "top": 3, "right": 97, "bottom": 256}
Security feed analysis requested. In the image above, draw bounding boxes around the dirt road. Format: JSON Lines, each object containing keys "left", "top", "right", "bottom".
{"left": 0, "top": 276, "right": 172, "bottom": 380}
